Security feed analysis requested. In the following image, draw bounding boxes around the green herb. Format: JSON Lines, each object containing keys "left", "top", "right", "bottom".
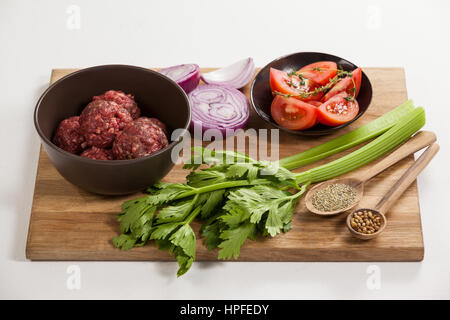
{"left": 112, "top": 102, "right": 425, "bottom": 276}
{"left": 112, "top": 156, "right": 296, "bottom": 276}
{"left": 275, "top": 68, "right": 354, "bottom": 99}
{"left": 272, "top": 76, "right": 337, "bottom": 99}
{"left": 344, "top": 95, "right": 355, "bottom": 102}
{"left": 217, "top": 182, "right": 309, "bottom": 259}
{"left": 336, "top": 69, "right": 353, "bottom": 77}
{"left": 150, "top": 195, "right": 200, "bottom": 277}
{"left": 278, "top": 100, "right": 415, "bottom": 169}
{"left": 294, "top": 107, "right": 426, "bottom": 184}
{"left": 285, "top": 72, "right": 306, "bottom": 87}
{"left": 298, "top": 73, "right": 306, "bottom": 86}
{"left": 286, "top": 79, "right": 299, "bottom": 89}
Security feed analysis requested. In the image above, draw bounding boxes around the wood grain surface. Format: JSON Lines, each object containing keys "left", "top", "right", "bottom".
{"left": 26, "top": 67, "right": 424, "bottom": 261}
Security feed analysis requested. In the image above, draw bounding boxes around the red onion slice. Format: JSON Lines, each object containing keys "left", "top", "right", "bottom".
{"left": 201, "top": 58, "right": 255, "bottom": 89}
{"left": 159, "top": 64, "right": 200, "bottom": 93}
{"left": 188, "top": 84, "right": 250, "bottom": 137}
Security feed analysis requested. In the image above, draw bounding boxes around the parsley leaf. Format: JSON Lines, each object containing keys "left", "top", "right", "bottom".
{"left": 217, "top": 222, "right": 257, "bottom": 260}
{"left": 199, "top": 189, "right": 226, "bottom": 219}
{"left": 113, "top": 147, "right": 311, "bottom": 276}
{"left": 226, "top": 185, "right": 294, "bottom": 224}
{"left": 156, "top": 200, "right": 196, "bottom": 223}
{"left": 186, "top": 169, "right": 227, "bottom": 188}
{"left": 145, "top": 183, "right": 194, "bottom": 205}
{"left": 142, "top": 194, "right": 201, "bottom": 276}
{"left": 266, "top": 202, "right": 284, "bottom": 237}
{"left": 183, "top": 146, "right": 255, "bottom": 170}
{"left": 174, "top": 248, "right": 194, "bottom": 277}
{"left": 117, "top": 199, "right": 149, "bottom": 234}
{"left": 201, "top": 219, "right": 222, "bottom": 250}
{"left": 170, "top": 224, "right": 196, "bottom": 258}
{"left": 150, "top": 222, "right": 182, "bottom": 240}
{"left": 131, "top": 206, "right": 155, "bottom": 242}
{"left": 112, "top": 234, "right": 137, "bottom": 251}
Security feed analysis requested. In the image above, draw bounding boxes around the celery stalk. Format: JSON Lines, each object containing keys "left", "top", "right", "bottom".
{"left": 279, "top": 100, "right": 415, "bottom": 170}
{"left": 294, "top": 107, "right": 425, "bottom": 184}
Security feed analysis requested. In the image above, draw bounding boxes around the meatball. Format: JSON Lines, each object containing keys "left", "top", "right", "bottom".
{"left": 79, "top": 100, "right": 133, "bottom": 148}
{"left": 93, "top": 90, "right": 140, "bottom": 119}
{"left": 80, "top": 146, "right": 113, "bottom": 160}
{"left": 147, "top": 117, "right": 168, "bottom": 135}
{"left": 53, "top": 116, "right": 86, "bottom": 154}
{"left": 112, "top": 117, "right": 168, "bottom": 160}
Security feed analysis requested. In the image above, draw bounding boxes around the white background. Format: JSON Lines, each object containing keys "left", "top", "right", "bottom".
{"left": 1, "top": 0, "right": 449, "bottom": 299}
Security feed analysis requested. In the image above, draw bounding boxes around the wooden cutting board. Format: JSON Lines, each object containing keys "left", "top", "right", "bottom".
{"left": 26, "top": 67, "right": 424, "bottom": 261}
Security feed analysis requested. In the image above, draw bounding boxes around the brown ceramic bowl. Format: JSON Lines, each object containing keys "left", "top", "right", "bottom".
{"left": 250, "top": 52, "right": 372, "bottom": 136}
{"left": 34, "top": 65, "right": 191, "bottom": 195}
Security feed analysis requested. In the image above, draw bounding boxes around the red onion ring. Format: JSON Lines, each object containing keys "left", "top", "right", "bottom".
{"left": 188, "top": 84, "right": 250, "bottom": 137}
{"left": 201, "top": 58, "right": 255, "bottom": 89}
{"left": 159, "top": 64, "right": 200, "bottom": 93}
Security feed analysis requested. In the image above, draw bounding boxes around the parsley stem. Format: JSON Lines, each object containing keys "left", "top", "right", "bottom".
{"left": 181, "top": 193, "right": 201, "bottom": 225}
{"left": 174, "top": 180, "right": 270, "bottom": 200}
{"left": 295, "top": 181, "right": 310, "bottom": 197}
{"left": 282, "top": 181, "right": 310, "bottom": 201}
{"left": 185, "top": 205, "right": 202, "bottom": 225}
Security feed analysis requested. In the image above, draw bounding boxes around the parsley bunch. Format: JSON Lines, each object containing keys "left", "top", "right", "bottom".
{"left": 113, "top": 147, "right": 304, "bottom": 276}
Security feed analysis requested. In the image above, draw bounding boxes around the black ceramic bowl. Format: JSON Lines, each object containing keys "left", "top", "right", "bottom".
{"left": 34, "top": 65, "right": 191, "bottom": 195}
{"left": 250, "top": 52, "right": 372, "bottom": 136}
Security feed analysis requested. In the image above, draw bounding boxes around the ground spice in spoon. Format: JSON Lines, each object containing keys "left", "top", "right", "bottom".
{"left": 312, "top": 183, "right": 357, "bottom": 212}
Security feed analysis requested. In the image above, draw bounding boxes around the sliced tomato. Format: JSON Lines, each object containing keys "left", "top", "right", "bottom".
{"left": 317, "top": 92, "right": 359, "bottom": 126}
{"left": 307, "top": 100, "right": 322, "bottom": 107}
{"left": 321, "top": 67, "right": 362, "bottom": 102}
{"left": 297, "top": 61, "right": 338, "bottom": 86}
{"left": 307, "top": 100, "right": 322, "bottom": 124}
{"left": 271, "top": 95, "right": 317, "bottom": 130}
{"left": 269, "top": 68, "right": 324, "bottom": 102}
{"left": 351, "top": 67, "right": 362, "bottom": 96}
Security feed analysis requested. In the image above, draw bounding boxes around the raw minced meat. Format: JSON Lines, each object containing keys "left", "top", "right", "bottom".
{"left": 53, "top": 116, "right": 86, "bottom": 154}
{"left": 93, "top": 90, "right": 141, "bottom": 119}
{"left": 52, "top": 90, "right": 168, "bottom": 161}
{"left": 79, "top": 99, "right": 133, "bottom": 148}
{"left": 112, "top": 117, "right": 168, "bottom": 160}
{"left": 80, "top": 146, "right": 114, "bottom": 160}
{"left": 147, "top": 117, "right": 168, "bottom": 135}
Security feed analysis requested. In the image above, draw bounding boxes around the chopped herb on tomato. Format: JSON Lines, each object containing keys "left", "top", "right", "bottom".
{"left": 321, "top": 67, "right": 362, "bottom": 102}
{"left": 270, "top": 63, "right": 363, "bottom": 130}
{"left": 297, "top": 61, "right": 338, "bottom": 85}
{"left": 317, "top": 92, "right": 359, "bottom": 126}
{"left": 270, "top": 68, "right": 324, "bottom": 102}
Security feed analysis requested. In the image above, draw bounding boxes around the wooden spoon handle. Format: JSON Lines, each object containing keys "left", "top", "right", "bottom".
{"left": 358, "top": 131, "right": 436, "bottom": 183}
{"left": 375, "top": 143, "right": 439, "bottom": 215}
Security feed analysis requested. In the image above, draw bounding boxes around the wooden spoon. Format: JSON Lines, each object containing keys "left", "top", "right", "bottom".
{"left": 346, "top": 143, "right": 439, "bottom": 240}
{"left": 305, "top": 130, "right": 436, "bottom": 216}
